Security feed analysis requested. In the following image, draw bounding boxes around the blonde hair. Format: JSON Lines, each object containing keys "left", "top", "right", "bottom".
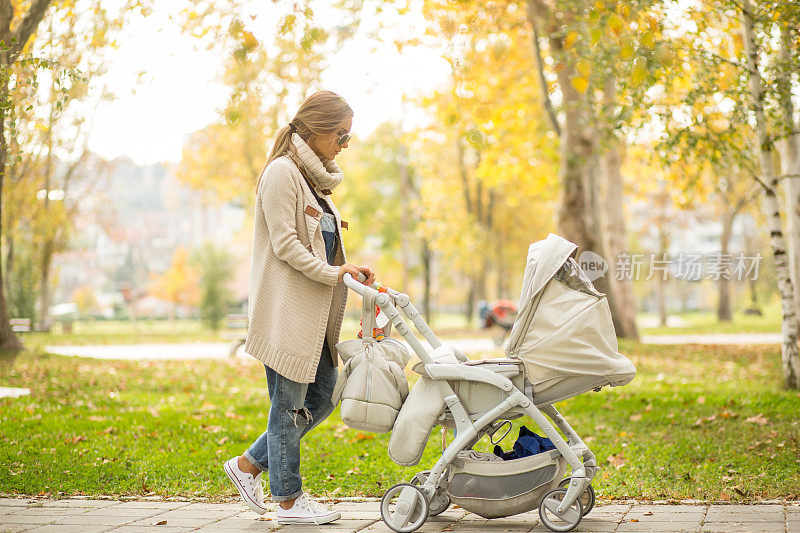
{"left": 259, "top": 90, "right": 353, "bottom": 188}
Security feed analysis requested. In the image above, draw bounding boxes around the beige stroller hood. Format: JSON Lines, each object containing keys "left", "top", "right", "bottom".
{"left": 505, "top": 234, "right": 636, "bottom": 404}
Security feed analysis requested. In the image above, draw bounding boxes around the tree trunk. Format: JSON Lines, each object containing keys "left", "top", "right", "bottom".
{"left": 421, "top": 238, "right": 431, "bottom": 323}
{"left": 399, "top": 148, "right": 411, "bottom": 290}
{"left": 600, "top": 77, "right": 639, "bottom": 340}
{"left": 0, "top": 80, "right": 22, "bottom": 352}
{"left": 38, "top": 240, "right": 54, "bottom": 324}
{"left": 743, "top": 0, "right": 800, "bottom": 388}
{"left": 602, "top": 143, "right": 639, "bottom": 338}
{"left": 465, "top": 277, "right": 476, "bottom": 325}
{"left": 778, "top": 23, "right": 800, "bottom": 331}
{"left": 4, "top": 232, "right": 12, "bottom": 309}
{"left": 0, "top": 0, "right": 53, "bottom": 352}
{"left": 528, "top": 3, "right": 623, "bottom": 338}
{"left": 584, "top": 149, "right": 625, "bottom": 332}
{"left": 554, "top": 76, "right": 593, "bottom": 248}
{"left": 717, "top": 211, "right": 734, "bottom": 322}
{"left": 495, "top": 233, "right": 506, "bottom": 299}
{"left": 657, "top": 228, "right": 669, "bottom": 328}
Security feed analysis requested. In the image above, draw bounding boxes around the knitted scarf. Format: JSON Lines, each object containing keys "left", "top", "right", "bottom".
{"left": 287, "top": 133, "right": 343, "bottom": 195}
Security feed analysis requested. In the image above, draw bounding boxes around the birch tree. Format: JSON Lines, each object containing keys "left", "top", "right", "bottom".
{"left": 741, "top": 0, "right": 800, "bottom": 388}
{"left": 776, "top": 22, "right": 800, "bottom": 331}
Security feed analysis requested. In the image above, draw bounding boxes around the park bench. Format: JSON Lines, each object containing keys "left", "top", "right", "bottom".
{"left": 10, "top": 318, "right": 31, "bottom": 333}
{"left": 33, "top": 316, "right": 55, "bottom": 333}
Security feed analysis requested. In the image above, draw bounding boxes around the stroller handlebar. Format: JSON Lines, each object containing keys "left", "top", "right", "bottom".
{"left": 343, "top": 272, "right": 401, "bottom": 298}
{"left": 343, "top": 272, "right": 376, "bottom": 295}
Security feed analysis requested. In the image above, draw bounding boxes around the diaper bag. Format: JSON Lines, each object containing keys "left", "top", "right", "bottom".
{"left": 331, "top": 289, "right": 411, "bottom": 432}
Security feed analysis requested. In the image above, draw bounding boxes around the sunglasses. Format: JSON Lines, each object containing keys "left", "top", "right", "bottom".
{"left": 337, "top": 132, "right": 351, "bottom": 147}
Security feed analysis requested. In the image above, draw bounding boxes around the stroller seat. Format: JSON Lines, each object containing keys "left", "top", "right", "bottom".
{"left": 392, "top": 352, "right": 526, "bottom": 467}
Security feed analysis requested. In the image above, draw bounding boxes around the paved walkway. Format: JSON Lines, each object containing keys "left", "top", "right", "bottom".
{"left": 42, "top": 333, "right": 783, "bottom": 362}
{"left": 639, "top": 333, "right": 782, "bottom": 346}
{"left": 1, "top": 498, "right": 797, "bottom": 533}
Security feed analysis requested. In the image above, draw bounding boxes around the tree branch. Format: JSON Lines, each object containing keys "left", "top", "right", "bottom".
{"left": 10, "top": 0, "right": 52, "bottom": 61}
{"left": 526, "top": 0, "right": 561, "bottom": 137}
{"left": 751, "top": 174, "right": 770, "bottom": 193}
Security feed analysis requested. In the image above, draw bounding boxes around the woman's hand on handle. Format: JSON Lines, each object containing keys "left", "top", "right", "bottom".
{"left": 338, "top": 263, "right": 375, "bottom": 285}
{"left": 357, "top": 265, "right": 375, "bottom": 285}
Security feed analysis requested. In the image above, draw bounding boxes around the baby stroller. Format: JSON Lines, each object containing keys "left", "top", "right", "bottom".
{"left": 342, "top": 234, "right": 636, "bottom": 532}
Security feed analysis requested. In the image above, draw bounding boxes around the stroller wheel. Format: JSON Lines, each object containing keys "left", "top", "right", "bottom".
{"left": 381, "top": 483, "right": 429, "bottom": 533}
{"left": 558, "top": 477, "right": 596, "bottom": 516}
{"left": 409, "top": 471, "right": 451, "bottom": 516}
{"left": 539, "top": 487, "right": 583, "bottom": 532}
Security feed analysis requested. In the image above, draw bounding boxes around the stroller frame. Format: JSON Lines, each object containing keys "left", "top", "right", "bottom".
{"left": 343, "top": 274, "right": 597, "bottom": 532}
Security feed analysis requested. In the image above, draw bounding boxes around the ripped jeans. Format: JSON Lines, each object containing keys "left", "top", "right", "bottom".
{"left": 243, "top": 341, "right": 338, "bottom": 501}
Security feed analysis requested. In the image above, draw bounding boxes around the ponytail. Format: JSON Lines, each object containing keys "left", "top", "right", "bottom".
{"left": 257, "top": 124, "right": 293, "bottom": 191}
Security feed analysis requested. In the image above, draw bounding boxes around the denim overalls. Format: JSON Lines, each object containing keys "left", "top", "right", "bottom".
{"left": 244, "top": 188, "right": 340, "bottom": 502}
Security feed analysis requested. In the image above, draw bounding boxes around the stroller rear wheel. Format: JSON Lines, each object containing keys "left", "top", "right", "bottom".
{"left": 558, "top": 477, "right": 595, "bottom": 516}
{"left": 381, "top": 483, "right": 429, "bottom": 533}
{"left": 409, "top": 471, "right": 451, "bottom": 516}
{"left": 539, "top": 487, "right": 583, "bottom": 532}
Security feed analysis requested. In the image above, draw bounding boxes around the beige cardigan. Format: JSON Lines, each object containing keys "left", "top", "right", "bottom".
{"left": 244, "top": 154, "right": 348, "bottom": 383}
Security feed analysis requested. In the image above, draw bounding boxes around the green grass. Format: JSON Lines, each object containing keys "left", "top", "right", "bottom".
{"left": 639, "top": 303, "right": 782, "bottom": 336}
{"left": 1, "top": 342, "right": 798, "bottom": 502}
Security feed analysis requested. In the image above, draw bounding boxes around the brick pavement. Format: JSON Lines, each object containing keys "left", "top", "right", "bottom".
{"left": 0, "top": 498, "right": 797, "bottom": 533}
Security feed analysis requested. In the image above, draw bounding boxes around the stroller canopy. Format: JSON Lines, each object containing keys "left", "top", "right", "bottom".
{"left": 505, "top": 234, "right": 635, "bottom": 402}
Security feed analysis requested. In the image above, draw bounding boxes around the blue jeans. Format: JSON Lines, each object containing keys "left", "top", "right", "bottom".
{"left": 243, "top": 341, "right": 338, "bottom": 501}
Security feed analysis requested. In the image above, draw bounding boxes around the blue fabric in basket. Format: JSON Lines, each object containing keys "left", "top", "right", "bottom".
{"left": 493, "top": 425, "right": 556, "bottom": 460}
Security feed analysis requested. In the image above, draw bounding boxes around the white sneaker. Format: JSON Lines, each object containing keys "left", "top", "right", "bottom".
{"left": 276, "top": 493, "right": 341, "bottom": 525}
{"left": 223, "top": 457, "right": 269, "bottom": 515}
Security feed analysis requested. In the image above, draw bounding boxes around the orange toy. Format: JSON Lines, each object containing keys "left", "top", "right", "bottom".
{"left": 357, "top": 284, "right": 388, "bottom": 340}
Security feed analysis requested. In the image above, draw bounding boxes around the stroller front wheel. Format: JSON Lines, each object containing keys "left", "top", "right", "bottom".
{"left": 409, "top": 471, "right": 451, "bottom": 516}
{"left": 558, "top": 477, "right": 595, "bottom": 516}
{"left": 539, "top": 487, "right": 583, "bottom": 532}
{"left": 381, "top": 483, "right": 429, "bottom": 533}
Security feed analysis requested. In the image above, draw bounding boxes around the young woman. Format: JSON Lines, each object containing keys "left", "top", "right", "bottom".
{"left": 223, "top": 90, "right": 374, "bottom": 524}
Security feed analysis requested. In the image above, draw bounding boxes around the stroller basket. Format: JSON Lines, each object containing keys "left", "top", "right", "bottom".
{"left": 446, "top": 451, "right": 566, "bottom": 519}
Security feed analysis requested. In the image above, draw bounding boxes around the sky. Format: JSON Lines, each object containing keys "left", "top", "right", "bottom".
{"left": 86, "top": 2, "right": 451, "bottom": 166}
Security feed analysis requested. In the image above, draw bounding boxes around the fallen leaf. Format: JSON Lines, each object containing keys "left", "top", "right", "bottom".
{"left": 606, "top": 452, "right": 627, "bottom": 469}
{"left": 745, "top": 413, "right": 768, "bottom": 425}
{"left": 156, "top": 520, "right": 167, "bottom": 525}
